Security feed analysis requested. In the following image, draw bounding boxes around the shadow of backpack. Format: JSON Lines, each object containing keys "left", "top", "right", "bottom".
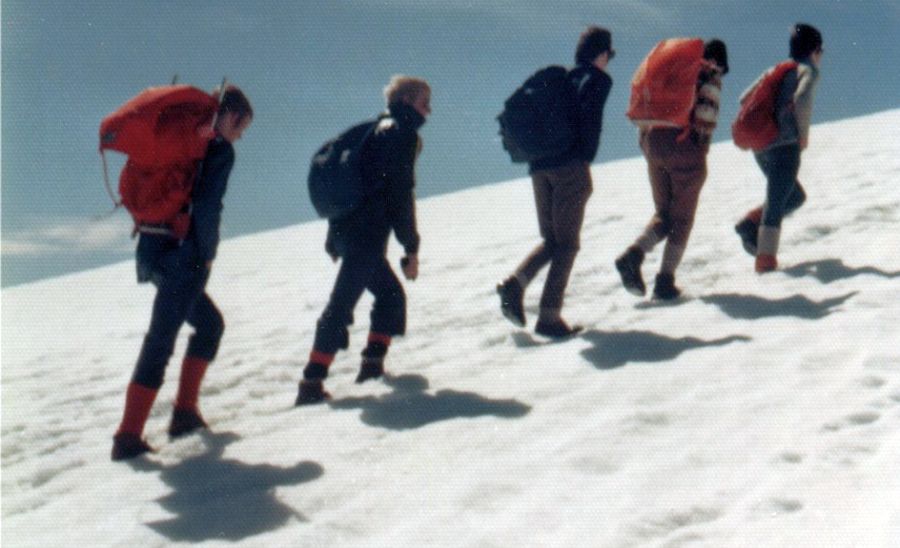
{"left": 308, "top": 119, "right": 381, "bottom": 219}
{"left": 497, "top": 66, "right": 578, "bottom": 164}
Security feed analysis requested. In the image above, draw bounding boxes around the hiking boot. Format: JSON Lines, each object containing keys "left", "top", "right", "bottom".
{"left": 356, "top": 361, "right": 384, "bottom": 383}
{"left": 111, "top": 432, "right": 154, "bottom": 461}
{"left": 168, "top": 408, "right": 208, "bottom": 438}
{"left": 734, "top": 218, "right": 759, "bottom": 256}
{"left": 535, "top": 318, "right": 584, "bottom": 338}
{"left": 615, "top": 246, "right": 646, "bottom": 296}
{"left": 496, "top": 277, "right": 526, "bottom": 327}
{"left": 755, "top": 254, "right": 778, "bottom": 274}
{"left": 296, "top": 380, "right": 330, "bottom": 406}
{"left": 652, "top": 272, "right": 682, "bottom": 301}
{"left": 356, "top": 341, "right": 387, "bottom": 383}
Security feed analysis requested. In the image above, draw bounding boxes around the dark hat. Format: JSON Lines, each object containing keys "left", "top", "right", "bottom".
{"left": 576, "top": 26, "right": 614, "bottom": 65}
{"left": 790, "top": 23, "right": 823, "bottom": 60}
{"left": 703, "top": 39, "right": 729, "bottom": 75}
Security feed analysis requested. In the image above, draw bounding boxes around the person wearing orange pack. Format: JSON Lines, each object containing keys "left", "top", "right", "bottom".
{"left": 734, "top": 24, "right": 823, "bottom": 273}
{"left": 615, "top": 40, "right": 728, "bottom": 299}
{"left": 112, "top": 86, "right": 253, "bottom": 461}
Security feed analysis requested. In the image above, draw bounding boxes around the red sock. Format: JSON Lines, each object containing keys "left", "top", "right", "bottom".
{"left": 747, "top": 207, "right": 763, "bottom": 224}
{"left": 367, "top": 332, "right": 392, "bottom": 347}
{"left": 175, "top": 356, "right": 209, "bottom": 412}
{"left": 309, "top": 350, "right": 335, "bottom": 367}
{"left": 117, "top": 383, "right": 158, "bottom": 436}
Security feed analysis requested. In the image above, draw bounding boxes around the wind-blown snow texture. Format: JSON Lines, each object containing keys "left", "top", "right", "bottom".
{"left": 3, "top": 110, "right": 900, "bottom": 547}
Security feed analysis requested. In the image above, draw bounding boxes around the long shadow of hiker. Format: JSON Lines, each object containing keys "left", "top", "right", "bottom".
{"left": 131, "top": 431, "right": 323, "bottom": 543}
{"left": 580, "top": 329, "right": 750, "bottom": 370}
{"left": 329, "top": 374, "right": 531, "bottom": 430}
{"left": 781, "top": 258, "right": 900, "bottom": 284}
{"left": 700, "top": 291, "right": 857, "bottom": 320}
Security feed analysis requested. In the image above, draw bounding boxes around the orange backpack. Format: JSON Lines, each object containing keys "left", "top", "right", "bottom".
{"left": 731, "top": 61, "right": 798, "bottom": 151}
{"left": 99, "top": 85, "right": 220, "bottom": 235}
{"left": 626, "top": 38, "right": 706, "bottom": 129}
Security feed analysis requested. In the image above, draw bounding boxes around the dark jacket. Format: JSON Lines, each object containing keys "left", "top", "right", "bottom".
{"left": 530, "top": 63, "right": 613, "bottom": 172}
{"left": 327, "top": 102, "right": 423, "bottom": 257}
{"left": 136, "top": 136, "right": 234, "bottom": 283}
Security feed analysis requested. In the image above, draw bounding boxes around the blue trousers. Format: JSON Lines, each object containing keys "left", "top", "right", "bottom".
{"left": 756, "top": 143, "right": 806, "bottom": 228}
{"left": 313, "top": 249, "right": 406, "bottom": 355}
{"left": 133, "top": 266, "right": 224, "bottom": 389}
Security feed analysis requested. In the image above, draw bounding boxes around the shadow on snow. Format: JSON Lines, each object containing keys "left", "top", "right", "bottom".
{"left": 700, "top": 291, "right": 857, "bottom": 320}
{"left": 579, "top": 329, "right": 751, "bottom": 370}
{"left": 131, "top": 431, "right": 323, "bottom": 543}
{"left": 781, "top": 258, "right": 900, "bottom": 284}
{"left": 329, "top": 373, "right": 531, "bottom": 430}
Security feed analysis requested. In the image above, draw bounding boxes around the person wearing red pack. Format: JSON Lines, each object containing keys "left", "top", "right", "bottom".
{"left": 615, "top": 40, "right": 728, "bottom": 299}
{"left": 734, "top": 24, "right": 823, "bottom": 273}
{"left": 111, "top": 86, "right": 253, "bottom": 461}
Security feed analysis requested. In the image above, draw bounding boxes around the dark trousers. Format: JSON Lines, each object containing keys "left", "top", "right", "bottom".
{"left": 133, "top": 268, "right": 224, "bottom": 389}
{"left": 313, "top": 248, "right": 406, "bottom": 355}
{"left": 756, "top": 143, "right": 806, "bottom": 228}
{"left": 515, "top": 161, "right": 592, "bottom": 313}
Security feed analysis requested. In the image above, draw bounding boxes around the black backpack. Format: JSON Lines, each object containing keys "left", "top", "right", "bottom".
{"left": 497, "top": 65, "right": 578, "bottom": 163}
{"left": 308, "top": 119, "right": 379, "bottom": 219}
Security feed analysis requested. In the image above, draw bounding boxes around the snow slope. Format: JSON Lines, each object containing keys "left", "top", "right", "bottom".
{"left": 3, "top": 110, "right": 900, "bottom": 547}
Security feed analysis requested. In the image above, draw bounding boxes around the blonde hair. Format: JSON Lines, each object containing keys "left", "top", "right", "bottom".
{"left": 383, "top": 75, "right": 430, "bottom": 107}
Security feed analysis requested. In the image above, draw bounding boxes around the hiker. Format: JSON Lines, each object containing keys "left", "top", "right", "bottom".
{"left": 734, "top": 24, "right": 823, "bottom": 273}
{"left": 112, "top": 86, "right": 253, "bottom": 461}
{"left": 496, "top": 26, "right": 614, "bottom": 337}
{"left": 296, "top": 75, "right": 430, "bottom": 405}
{"left": 615, "top": 39, "right": 729, "bottom": 300}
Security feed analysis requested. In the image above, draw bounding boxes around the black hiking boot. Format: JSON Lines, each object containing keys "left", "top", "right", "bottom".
{"left": 734, "top": 218, "right": 759, "bottom": 257}
{"left": 652, "top": 272, "right": 682, "bottom": 301}
{"left": 356, "top": 342, "right": 387, "bottom": 383}
{"left": 496, "top": 277, "right": 526, "bottom": 327}
{"left": 168, "top": 408, "right": 208, "bottom": 438}
{"left": 296, "top": 380, "right": 330, "bottom": 405}
{"left": 111, "top": 432, "right": 155, "bottom": 461}
{"left": 615, "top": 246, "right": 646, "bottom": 296}
{"left": 535, "top": 318, "right": 584, "bottom": 339}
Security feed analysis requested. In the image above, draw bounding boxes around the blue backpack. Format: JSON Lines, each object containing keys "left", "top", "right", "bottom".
{"left": 497, "top": 66, "right": 578, "bottom": 163}
{"left": 308, "top": 119, "right": 379, "bottom": 219}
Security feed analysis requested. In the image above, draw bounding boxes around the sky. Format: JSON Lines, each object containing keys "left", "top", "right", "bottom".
{"left": 3, "top": 110, "right": 899, "bottom": 546}
{"left": 2, "top": 1, "right": 899, "bottom": 287}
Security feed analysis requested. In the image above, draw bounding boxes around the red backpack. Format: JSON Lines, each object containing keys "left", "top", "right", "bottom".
{"left": 99, "top": 85, "right": 220, "bottom": 236}
{"left": 626, "top": 38, "right": 706, "bottom": 129}
{"left": 731, "top": 61, "right": 798, "bottom": 151}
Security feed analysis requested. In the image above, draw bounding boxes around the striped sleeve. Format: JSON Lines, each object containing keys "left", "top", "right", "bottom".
{"left": 691, "top": 66, "right": 723, "bottom": 142}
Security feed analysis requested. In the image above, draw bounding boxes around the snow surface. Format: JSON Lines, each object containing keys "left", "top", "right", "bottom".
{"left": 3, "top": 110, "right": 900, "bottom": 547}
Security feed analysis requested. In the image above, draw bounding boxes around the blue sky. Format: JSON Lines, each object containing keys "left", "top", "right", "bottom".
{"left": 3, "top": 1, "right": 899, "bottom": 287}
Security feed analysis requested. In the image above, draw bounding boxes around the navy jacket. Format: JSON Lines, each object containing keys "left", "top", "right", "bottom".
{"left": 327, "top": 102, "right": 423, "bottom": 257}
{"left": 530, "top": 64, "right": 613, "bottom": 172}
{"left": 136, "top": 136, "right": 235, "bottom": 283}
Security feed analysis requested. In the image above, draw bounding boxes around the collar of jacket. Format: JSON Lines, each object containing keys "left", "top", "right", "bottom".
{"left": 386, "top": 102, "right": 426, "bottom": 131}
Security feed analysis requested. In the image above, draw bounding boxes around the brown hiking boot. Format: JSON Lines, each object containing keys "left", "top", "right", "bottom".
{"left": 615, "top": 246, "right": 646, "bottom": 296}
{"left": 111, "top": 432, "right": 154, "bottom": 461}
{"left": 496, "top": 277, "right": 526, "bottom": 327}
{"left": 168, "top": 408, "right": 208, "bottom": 438}
{"left": 652, "top": 272, "right": 682, "bottom": 300}
{"left": 296, "top": 380, "right": 330, "bottom": 405}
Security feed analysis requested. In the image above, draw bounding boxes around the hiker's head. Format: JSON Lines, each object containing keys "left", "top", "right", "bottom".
{"left": 790, "top": 23, "right": 823, "bottom": 63}
{"left": 216, "top": 85, "right": 253, "bottom": 143}
{"left": 576, "top": 26, "right": 614, "bottom": 69}
{"left": 704, "top": 39, "right": 729, "bottom": 75}
{"left": 384, "top": 75, "right": 431, "bottom": 118}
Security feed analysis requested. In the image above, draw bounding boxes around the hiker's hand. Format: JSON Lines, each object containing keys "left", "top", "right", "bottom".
{"left": 325, "top": 238, "right": 338, "bottom": 262}
{"left": 401, "top": 254, "right": 418, "bottom": 281}
{"left": 205, "top": 261, "right": 213, "bottom": 271}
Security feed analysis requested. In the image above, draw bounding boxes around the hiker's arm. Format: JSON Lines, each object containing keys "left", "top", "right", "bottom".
{"left": 191, "top": 143, "right": 234, "bottom": 265}
{"left": 792, "top": 65, "right": 817, "bottom": 149}
{"left": 774, "top": 70, "right": 800, "bottom": 146}
{"left": 576, "top": 71, "right": 612, "bottom": 164}
{"left": 385, "top": 130, "right": 421, "bottom": 256}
